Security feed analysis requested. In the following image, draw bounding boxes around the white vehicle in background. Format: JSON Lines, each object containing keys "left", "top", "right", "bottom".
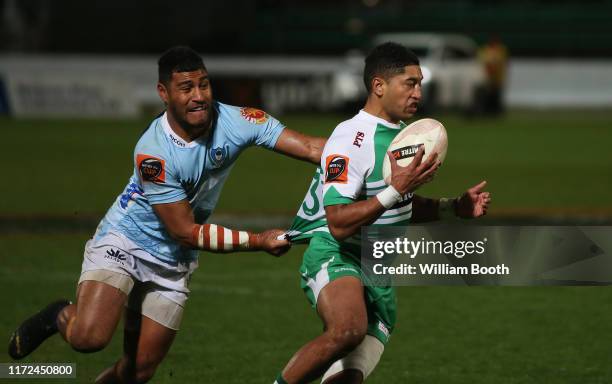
{"left": 335, "top": 33, "right": 487, "bottom": 113}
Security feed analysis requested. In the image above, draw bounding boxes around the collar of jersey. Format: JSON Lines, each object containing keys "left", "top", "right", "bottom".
{"left": 357, "top": 110, "right": 402, "bottom": 130}
{"left": 161, "top": 112, "right": 202, "bottom": 149}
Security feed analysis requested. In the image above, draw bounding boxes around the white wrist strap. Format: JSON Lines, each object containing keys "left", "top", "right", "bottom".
{"left": 439, "top": 197, "right": 458, "bottom": 219}
{"left": 376, "top": 186, "right": 403, "bottom": 209}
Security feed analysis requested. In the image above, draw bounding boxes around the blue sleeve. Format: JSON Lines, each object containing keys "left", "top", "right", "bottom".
{"left": 135, "top": 148, "right": 187, "bottom": 205}
{"left": 253, "top": 113, "right": 285, "bottom": 149}
{"left": 233, "top": 107, "right": 285, "bottom": 149}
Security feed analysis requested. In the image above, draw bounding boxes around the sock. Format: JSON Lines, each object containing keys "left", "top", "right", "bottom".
{"left": 274, "top": 373, "right": 289, "bottom": 384}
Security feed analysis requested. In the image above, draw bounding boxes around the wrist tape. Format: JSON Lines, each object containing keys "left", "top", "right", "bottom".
{"left": 193, "top": 224, "right": 251, "bottom": 251}
{"left": 376, "top": 186, "right": 403, "bottom": 209}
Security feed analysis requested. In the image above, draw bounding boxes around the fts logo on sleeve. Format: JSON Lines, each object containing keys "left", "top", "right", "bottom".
{"left": 325, "top": 154, "right": 349, "bottom": 184}
{"left": 137, "top": 154, "right": 166, "bottom": 183}
{"left": 240, "top": 107, "right": 268, "bottom": 124}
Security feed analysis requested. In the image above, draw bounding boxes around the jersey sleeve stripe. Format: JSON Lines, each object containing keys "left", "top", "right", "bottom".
{"left": 223, "top": 227, "right": 232, "bottom": 250}
{"left": 202, "top": 224, "right": 211, "bottom": 249}
{"left": 232, "top": 230, "right": 240, "bottom": 248}
{"left": 374, "top": 213, "right": 412, "bottom": 225}
{"left": 209, "top": 224, "right": 218, "bottom": 250}
{"left": 365, "top": 180, "right": 387, "bottom": 188}
{"left": 381, "top": 203, "right": 413, "bottom": 216}
{"left": 239, "top": 231, "right": 249, "bottom": 247}
{"left": 218, "top": 226, "right": 225, "bottom": 250}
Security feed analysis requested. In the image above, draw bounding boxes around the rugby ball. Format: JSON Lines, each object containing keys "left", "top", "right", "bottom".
{"left": 382, "top": 118, "right": 448, "bottom": 185}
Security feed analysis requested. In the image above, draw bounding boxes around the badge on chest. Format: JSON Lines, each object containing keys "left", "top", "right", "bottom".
{"left": 208, "top": 145, "right": 230, "bottom": 169}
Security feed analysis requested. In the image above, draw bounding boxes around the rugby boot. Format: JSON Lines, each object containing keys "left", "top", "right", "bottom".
{"left": 8, "top": 299, "right": 71, "bottom": 359}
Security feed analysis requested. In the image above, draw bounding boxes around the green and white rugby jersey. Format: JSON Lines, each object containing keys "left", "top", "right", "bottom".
{"left": 286, "top": 110, "right": 413, "bottom": 256}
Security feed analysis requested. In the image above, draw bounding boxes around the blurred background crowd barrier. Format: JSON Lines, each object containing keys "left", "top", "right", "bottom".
{"left": 2, "top": 55, "right": 611, "bottom": 117}
{"left": 1, "top": 0, "right": 612, "bottom": 117}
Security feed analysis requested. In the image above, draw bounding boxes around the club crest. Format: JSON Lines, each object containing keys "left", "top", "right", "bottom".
{"left": 209, "top": 145, "right": 230, "bottom": 168}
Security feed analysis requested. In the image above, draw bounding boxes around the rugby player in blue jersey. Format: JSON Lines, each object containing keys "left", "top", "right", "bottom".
{"left": 8, "top": 46, "right": 326, "bottom": 383}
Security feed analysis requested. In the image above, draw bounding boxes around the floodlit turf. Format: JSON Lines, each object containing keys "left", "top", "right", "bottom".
{"left": 1, "top": 111, "right": 611, "bottom": 382}
{"left": 1, "top": 110, "right": 611, "bottom": 217}
{"left": 1, "top": 233, "right": 612, "bottom": 383}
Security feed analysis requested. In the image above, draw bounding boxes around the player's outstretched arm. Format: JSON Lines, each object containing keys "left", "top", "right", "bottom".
{"left": 152, "top": 200, "right": 291, "bottom": 256}
{"left": 411, "top": 180, "right": 491, "bottom": 222}
{"left": 273, "top": 128, "right": 327, "bottom": 165}
{"left": 326, "top": 147, "right": 439, "bottom": 241}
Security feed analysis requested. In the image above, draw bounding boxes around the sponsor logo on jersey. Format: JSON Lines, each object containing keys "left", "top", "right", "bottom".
{"left": 209, "top": 145, "right": 229, "bottom": 168}
{"left": 391, "top": 144, "right": 423, "bottom": 160}
{"left": 325, "top": 154, "right": 349, "bottom": 183}
{"left": 137, "top": 154, "right": 166, "bottom": 183}
{"left": 168, "top": 132, "right": 186, "bottom": 148}
{"left": 105, "top": 248, "right": 127, "bottom": 265}
{"left": 240, "top": 107, "right": 268, "bottom": 124}
{"left": 353, "top": 131, "right": 365, "bottom": 147}
{"left": 332, "top": 266, "right": 359, "bottom": 274}
{"left": 377, "top": 321, "right": 390, "bottom": 339}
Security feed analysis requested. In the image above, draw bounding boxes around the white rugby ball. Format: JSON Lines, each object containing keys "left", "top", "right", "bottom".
{"left": 382, "top": 118, "right": 448, "bottom": 185}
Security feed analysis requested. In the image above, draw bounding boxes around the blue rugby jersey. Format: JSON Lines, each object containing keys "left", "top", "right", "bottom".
{"left": 95, "top": 102, "right": 285, "bottom": 264}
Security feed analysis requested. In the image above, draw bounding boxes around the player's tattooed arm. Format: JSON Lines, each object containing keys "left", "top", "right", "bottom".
{"left": 273, "top": 128, "right": 327, "bottom": 165}
{"left": 152, "top": 200, "right": 290, "bottom": 256}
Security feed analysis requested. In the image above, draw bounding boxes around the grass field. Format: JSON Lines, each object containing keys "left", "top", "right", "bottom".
{"left": 1, "top": 110, "right": 611, "bottom": 217}
{"left": 1, "top": 110, "right": 612, "bottom": 383}
{"left": 2, "top": 234, "right": 612, "bottom": 383}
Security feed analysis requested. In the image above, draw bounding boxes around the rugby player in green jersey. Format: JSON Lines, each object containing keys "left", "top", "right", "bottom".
{"left": 274, "top": 43, "right": 491, "bottom": 384}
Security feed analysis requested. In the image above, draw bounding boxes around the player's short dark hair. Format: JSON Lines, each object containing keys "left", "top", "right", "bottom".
{"left": 363, "top": 42, "right": 420, "bottom": 93}
{"left": 158, "top": 46, "right": 206, "bottom": 85}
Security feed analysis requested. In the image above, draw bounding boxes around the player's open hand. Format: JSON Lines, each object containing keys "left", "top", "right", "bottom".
{"left": 456, "top": 181, "right": 491, "bottom": 218}
{"left": 252, "top": 229, "right": 292, "bottom": 257}
{"left": 388, "top": 146, "right": 440, "bottom": 195}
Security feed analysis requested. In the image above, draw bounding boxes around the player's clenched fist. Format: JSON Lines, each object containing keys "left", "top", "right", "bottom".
{"left": 251, "top": 229, "right": 292, "bottom": 256}
{"left": 388, "top": 146, "right": 440, "bottom": 195}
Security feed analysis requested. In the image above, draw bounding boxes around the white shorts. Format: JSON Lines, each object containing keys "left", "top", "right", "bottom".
{"left": 78, "top": 230, "right": 198, "bottom": 330}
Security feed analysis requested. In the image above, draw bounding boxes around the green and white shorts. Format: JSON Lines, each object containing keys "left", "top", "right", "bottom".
{"left": 300, "top": 234, "right": 397, "bottom": 345}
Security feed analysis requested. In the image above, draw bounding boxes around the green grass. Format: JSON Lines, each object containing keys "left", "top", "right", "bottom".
{"left": 1, "top": 110, "right": 611, "bottom": 217}
{"left": 1, "top": 233, "right": 612, "bottom": 383}
{"left": 1, "top": 110, "right": 612, "bottom": 381}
